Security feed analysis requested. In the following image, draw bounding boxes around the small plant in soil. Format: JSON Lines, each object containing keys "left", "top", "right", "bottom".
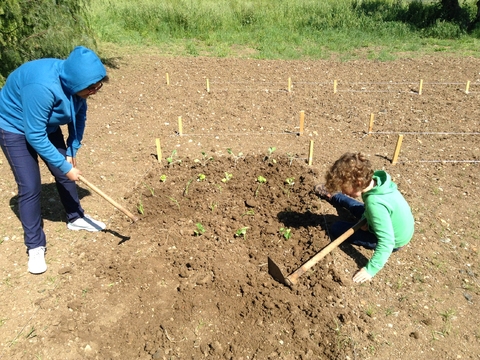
{"left": 194, "top": 151, "right": 214, "bottom": 166}
{"left": 168, "top": 196, "right": 180, "bottom": 209}
{"left": 227, "top": 148, "right": 244, "bottom": 165}
{"left": 194, "top": 223, "right": 205, "bottom": 236}
{"left": 365, "top": 305, "right": 375, "bottom": 317}
{"left": 283, "top": 177, "right": 295, "bottom": 197}
{"left": 159, "top": 174, "right": 167, "bottom": 182}
{"left": 144, "top": 183, "right": 155, "bottom": 196}
{"left": 235, "top": 226, "right": 249, "bottom": 239}
{"left": 286, "top": 152, "right": 296, "bottom": 166}
{"left": 241, "top": 209, "right": 255, "bottom": 217}
{"left": 137, "top": 198, "right": 144, "bottom": 215}
{"left": 25, "top": 326, "right": 37, "bottom": 340}
{"left": 255, "top": 175, "right": 267, "bottom": 197}
{"left": 221, "top": 172, "right": 233, "bottom": 183}
{"left": 166, "top": 149, "right": 182, "bottom": 165}
{"left": 184, "top": 178, "right": 194, "bottom": 196}
{"left": 279, "top": 227, "right": 292, "bottom": 240}
{"left": 197, "top": 173, "right": 206, "bottom": 182}
{"left": 209, "top": 202, "right": 217, "bottom": 212}
{"left": 264, "top": 146, "right": 277, "bottom": 164}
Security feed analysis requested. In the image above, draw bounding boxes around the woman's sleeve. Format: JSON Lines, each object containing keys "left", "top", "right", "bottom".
{"left": 66, "top": 100, "right": 87, "bottom": 157}
{"left": 23, "top": 84, "right": 72, "bottom": 174}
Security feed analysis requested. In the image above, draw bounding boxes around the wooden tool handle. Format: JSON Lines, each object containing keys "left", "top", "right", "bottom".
{"left": 286, "top": 218, "right": 367, "bottom": 285}
{"left": 78, "top": 175, "right": 139, "bottom": 222}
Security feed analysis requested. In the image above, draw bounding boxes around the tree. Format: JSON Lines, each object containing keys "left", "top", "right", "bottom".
{"left": 441, "top": 0, "right": 462, "bottom": 20}
{"left": 0, "top": 0, "right": 95, "bottom": 85}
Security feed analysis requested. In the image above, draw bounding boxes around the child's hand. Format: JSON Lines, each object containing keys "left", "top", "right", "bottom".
{"left": 353, "top": 268, "right": 372, "bottom": 283}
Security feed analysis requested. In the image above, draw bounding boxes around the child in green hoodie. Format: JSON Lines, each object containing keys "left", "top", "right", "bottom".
{"left": 315, "top": 152, "right": 414, "bottom": 283}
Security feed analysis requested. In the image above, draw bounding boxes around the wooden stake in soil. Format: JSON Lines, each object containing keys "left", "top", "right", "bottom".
{"left": 288, "top": 77, "right": 292, "bottom": 92}
{"left": 206, "top": 79, "right": 210, "bottom": 93}
{"left": 299, "top": 110, "right": 305, "bottom": 135}
{"left": 178, "top": 116, "right": 183, "bottom": 136}
{"left": 333, "top": 79, "right": 338, "bottom": 94}
{"left": 166, "top": 73, "right": 170, "bottom": 86}
{"left": 418, "top": 79, "right": 423, "bottom": 95}
{"left": 465, "top": 80, "right": 470, "bottom": 94}
{"left": 155, "top": 138, "right": 162, "bottom": 163}
{"left": 391, "top": 134, "right": 404, "bottom": 165}
{"left": 368, "top": 113, "right": 374, "bottom": 135}
{"left": 308, "top": 140, "right": 314, "bottom": 166}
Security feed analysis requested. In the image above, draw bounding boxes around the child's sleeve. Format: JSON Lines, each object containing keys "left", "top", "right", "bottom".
{"left": 364, "top": 202, "right": 396, "bottom": 277}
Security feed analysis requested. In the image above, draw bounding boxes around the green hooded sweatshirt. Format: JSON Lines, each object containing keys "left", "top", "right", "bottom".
{"left": 361, "top": 170, "right": 414, "bottom": 277}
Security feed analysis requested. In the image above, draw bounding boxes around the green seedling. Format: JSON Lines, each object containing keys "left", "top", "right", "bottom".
{"left": 235, "top": 227, "right": 249, "bottom": 239}
{"left": 184, "top": 178, "right": 194, "bottom": 196}
{"left": 209, "top": 202, "right": 217, "bottom": 212}
{"left": 279, "top": 227, "right": 292, "bottom": 240}
{"left": 365, "top": 306, "right": 375, "bottom": 317}
{"left": 285, "top": 177, "right": 295, "bottom": 186}
{"left": 3, "top": 277, "right": 12, "bottom": 287}
{"left": 241, "top": 209, "right": 255, "bottom": 217}
{"left": 286, "top": 152, "right": 296, "bottom": 166}
{"left": 440, "top": 309, "right": 456, "bottom": 322}
{"left": 227, "top": 148, "right": 244, "bottom": 165}
{"left": 255, "top": 176, "right": 267, "bottom": 197}
{"left": 144, "top": 183, "right": 155, "bottom": 196}
{"left": 264, "top": 146, "right": 277, "bottom": 163}
{"left": 25, "top": 326, "right": 37, "bottom": 340}
{"left": 166, "top": 149, "right": 182, "bottom": 165}
{"left": 194, "top": 151, "right": 214, "bottom": 166}
{"left": 197, "top": 173, "right": 206, "bottom": 181}
{"left": 159, "top": 174, "right": 167, "bottom": 182}
{"left": 283, "top": 177, "right": 295, "bottom": 198}
{"left": 222, "top": 172, "right": 233, "bottom": 183}
{"left": 194, "top": 223, "right": 205, "bottom": 236}
{"left": 137, "top": 198, "right": 144, "bottom": 215}
{"left": 168, "top": 196, "right": 180, "bottom": 209}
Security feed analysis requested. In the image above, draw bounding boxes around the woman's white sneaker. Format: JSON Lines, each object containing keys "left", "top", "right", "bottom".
{"left": 28, "top": 247, "right": 47, "bottom": 274}
{"left": 67, "top": 215, "right": 106, "bottom": 232}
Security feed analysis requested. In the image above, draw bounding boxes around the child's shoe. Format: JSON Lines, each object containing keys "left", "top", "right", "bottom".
{"left": 28, "top": 246, "right": 47, "bottom": 274}
{"left": 67, "top": 215, "right": 106, "bottom": 232}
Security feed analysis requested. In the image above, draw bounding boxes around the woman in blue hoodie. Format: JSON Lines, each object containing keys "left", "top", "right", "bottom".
{"left": 0, "top": 46, "right": 108, "bottom": 274}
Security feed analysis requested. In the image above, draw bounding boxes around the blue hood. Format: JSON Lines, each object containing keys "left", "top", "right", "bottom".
{"left": 60, "top": 46, "right": 106, "bottom": 94}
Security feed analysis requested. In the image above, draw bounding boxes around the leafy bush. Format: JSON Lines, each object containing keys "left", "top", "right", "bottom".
{"left": 423, "top": 19, "right": 464, "bottom": 39}
{"left": 0, "top": 0, "right": 95, "bottom": 86}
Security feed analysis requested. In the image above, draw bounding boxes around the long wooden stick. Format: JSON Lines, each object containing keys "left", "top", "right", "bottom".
{"left": 78, "top": 175, "right": 139, "bottom": 222}
{"left": 286, "top": 218, "right": 367, "bottom": 286}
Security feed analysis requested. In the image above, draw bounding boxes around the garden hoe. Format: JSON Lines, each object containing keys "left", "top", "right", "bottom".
{"left": 78, "top": 175, "right": 139, "bottom": 223}
{"left": 268, "top": 218, "right": 367, "bottom": 287}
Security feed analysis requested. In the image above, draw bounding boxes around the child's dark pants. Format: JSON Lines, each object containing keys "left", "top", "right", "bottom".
{"left": 328, "top": 193, "right": 402, "bottom": 252}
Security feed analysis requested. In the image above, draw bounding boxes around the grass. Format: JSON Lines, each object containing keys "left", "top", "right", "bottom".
{"left": 88, "top": 0, "right": 480, "bottom": 61}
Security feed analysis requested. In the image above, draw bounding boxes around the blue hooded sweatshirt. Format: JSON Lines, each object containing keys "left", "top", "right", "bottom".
{"left": 0, "top": 46, "right": 106, "bottom": 174}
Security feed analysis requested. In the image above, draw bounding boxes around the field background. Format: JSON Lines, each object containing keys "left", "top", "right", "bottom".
{"left": 1, "top": 1, "right": 480, "bottom": 359}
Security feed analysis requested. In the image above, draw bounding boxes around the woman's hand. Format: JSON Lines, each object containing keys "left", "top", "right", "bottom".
{"left": 353, "top": 268, "right": 372, "bottom": 283}
{"left": 66, "top": 167, "right": 81, "bottom": 181}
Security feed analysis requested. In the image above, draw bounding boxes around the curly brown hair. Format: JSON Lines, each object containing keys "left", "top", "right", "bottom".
{"left": 324, "top": 152, "right": 374, "bottom": 193}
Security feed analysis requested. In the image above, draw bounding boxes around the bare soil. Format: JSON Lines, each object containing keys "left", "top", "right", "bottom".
{"left": 0, "top": 53, "right": 479, "bottom": 360}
